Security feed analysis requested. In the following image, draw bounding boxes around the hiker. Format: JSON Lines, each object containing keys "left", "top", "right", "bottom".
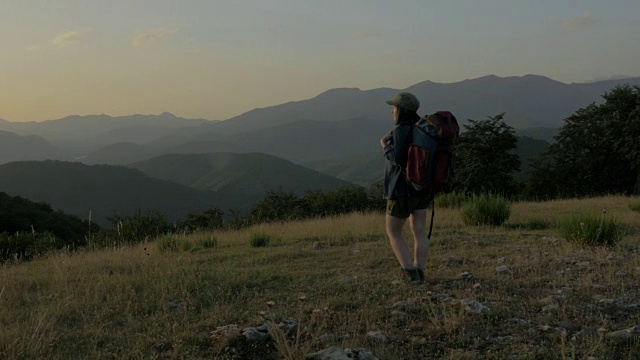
{"left": 380, "top": 92, "right": 431, "bottom": 285}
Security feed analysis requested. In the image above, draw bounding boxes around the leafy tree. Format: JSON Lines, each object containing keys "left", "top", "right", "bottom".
{"left": 106, "top": 211, "right": 170, "bottom": 243}
{"left": 179, "top": 207, "right": 224, "bottom": 232}
{"left": 527, "top": 85, "right": 640, "bottom": 198}
{"left": 250, "top": 191, "right": 304, "bottom": 223}
{"left": 454, "top": 113, "right": 521, "bottom": 196}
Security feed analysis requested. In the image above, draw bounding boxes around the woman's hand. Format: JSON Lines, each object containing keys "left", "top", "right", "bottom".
{"left": 380, "top": 134, "right": 392, "bottom": 148}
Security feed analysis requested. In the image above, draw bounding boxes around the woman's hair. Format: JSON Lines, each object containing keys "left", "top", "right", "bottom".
{"left": 395, "top": 106, "right": 421, "bottom": 125}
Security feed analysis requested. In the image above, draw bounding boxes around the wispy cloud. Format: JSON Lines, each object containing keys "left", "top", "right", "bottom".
{"left": 26, "top": 29, "right": 89, "bottom": 52}
{"left": 132, "top": 28, "right": 179, "bottom": 47}
{"left": 563, "top": 11, "right": 597, "bottom": 32}
{"left": 53, "top": 30, "right": 86, "bottom": 48}
{"left": 353, "top": 31, "right": 382, "bottom": 39}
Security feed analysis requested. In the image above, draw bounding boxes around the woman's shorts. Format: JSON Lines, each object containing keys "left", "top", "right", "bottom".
{"left": 386, "top": 195, "right": 433, "bottom": 219}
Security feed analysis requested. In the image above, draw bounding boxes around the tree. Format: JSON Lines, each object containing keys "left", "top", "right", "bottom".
{"left": 179, "top": 207, "right": 224, "bottom": 232}
{"left": 527, "top": 85, "right": 640, "bottom": 198}
{"left": 454, "top": 113, "right": 521, "bottom": 196}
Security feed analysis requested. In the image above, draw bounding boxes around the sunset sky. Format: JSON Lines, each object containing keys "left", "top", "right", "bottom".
{"left": 1, "top": 0, "right": 639, "bottom": 122}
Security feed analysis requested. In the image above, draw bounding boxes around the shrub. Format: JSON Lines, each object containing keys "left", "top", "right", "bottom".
{"left": 250, "top": 232, "right": 271, "bottom": 248}
{"left": 197, "top": 235, "right": 218, "bottom": 249}
{"left": 630, "top": 204, "right": 640, "bottom": 213}
{"left": 461, "top": 194, "right": 511, "bottom": 226}
{"left": 435, "top": 192, "right": 468, "bottom": 208}
{"left": 157, "top": 234, "right": 180, "bottom": 252}
{"left": 559, "top": 212, "right": 622, "bottom": 247}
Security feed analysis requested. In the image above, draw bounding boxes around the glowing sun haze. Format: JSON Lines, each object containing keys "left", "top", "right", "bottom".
{"left": 1, "top": 0, "right": 639, "bottom": 122}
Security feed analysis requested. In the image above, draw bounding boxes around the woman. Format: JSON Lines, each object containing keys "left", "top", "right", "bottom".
{"left": 381, "top": 92, "right": 431, "bottom": 285}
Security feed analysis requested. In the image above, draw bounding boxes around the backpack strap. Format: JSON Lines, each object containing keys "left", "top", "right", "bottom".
{"left": 427, "top": 197, "right": 435, "bottom": 240}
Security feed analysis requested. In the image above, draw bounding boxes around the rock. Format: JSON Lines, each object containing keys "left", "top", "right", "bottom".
{"left": 460, "top": 271, "right": 475, "bottom": 281}
{"left": 539, "top": 325, "right": 566, "bottom": 334}
{"left": 306, "top": 346, "right": 350, "bottom": 360}
{"left": 349, "top": 348, "right": 379, "bottom": 360}
{"left": 278, "top": 318, "right": 298, "bottom": 335}
{"left": 462, "top": 300, "right": 490, "bottom": 315}
{"left": 605, "top": 325, "right": 640, "bottom": 342}
{"left": 390, "top": 300, "right": 412, "bottom": 308}
{"left": 266, "top": 300, "right": 276, "bottom": 307}
{"left": 496, "top": 257, "right": 507, "bottom": 263}
{"left": 442, "top": 257, "right": 465, "bottom": 266}
{"left": 434, "top": 294, "right": 454, "bottom": 303}
{"left": 508, "top": 318, "right": 531, "bottom": 325}
{"left": 495, "top": 265, "right": 512, "bottom": 274}
{"left": 576, "top": 261, "right": 590, "bottom": 267}
{"left": 367, "top": 330, "right": 388, "bottom": 342}
{"left": 410, "top": 336, "right": 427, "bottom": 344}
{"left": 211, "top": 324, "right": 241, "bottom": 341}
{"left": 312, "top": 241, "right": 322, "bottom": 250}
{"left": 492, "top": 336, "right": 519, "bottom": 344}
{"left": 165, "top": 301, "right": 185, "bottom": 310}
{"left": 243, "top": 327, "right": 269, "bottom": 343}
{"left": 299, "top": 295, "right": 307, "bottom": 301}
{"left": 559, "top": 257, "right": 578, "bottom": 265}
{"left": 256, "top": 321, "right": 273, "bottom": 332}
{"left": 472, "top": 282, "right": 482, "bottom": 289}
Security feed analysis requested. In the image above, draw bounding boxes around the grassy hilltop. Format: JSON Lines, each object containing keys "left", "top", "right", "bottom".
{"left": 1, "top": 196, "right": 639, "bottom": 359}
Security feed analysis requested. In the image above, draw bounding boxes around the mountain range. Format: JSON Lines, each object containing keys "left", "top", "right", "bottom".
{"left": 1, "top": 74, "right": 638, "bottom": 223}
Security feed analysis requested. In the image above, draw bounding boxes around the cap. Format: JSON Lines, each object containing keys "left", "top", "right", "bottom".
{"left": 385, "top": 92, "right": 420, "bottom": 112}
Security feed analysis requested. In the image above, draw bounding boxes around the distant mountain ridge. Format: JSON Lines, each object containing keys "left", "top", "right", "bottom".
{"left": 0, "top": 161, "right": 220, "bottom": 225}
{"left": 0, "top": 131, "right": 66, "bottom": 164}
{"left": 129, "top": 152, "right": 353, "bottom": 199}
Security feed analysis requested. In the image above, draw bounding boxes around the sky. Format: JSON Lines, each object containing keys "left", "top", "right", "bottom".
{"left": 1, "top": 0, "right": 639, "bottom": 122}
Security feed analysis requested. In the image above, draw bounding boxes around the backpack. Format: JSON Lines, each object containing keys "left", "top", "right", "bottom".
{"left": 405, "top": 111, "right": 460, "bottom": 238}
{"left": 405, "top": 111, "right": 460, "bottom": 195}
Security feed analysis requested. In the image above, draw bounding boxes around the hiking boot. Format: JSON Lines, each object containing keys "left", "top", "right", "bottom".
{"left": 416, "top": 268, "right": 425, "bottom": 284}
{"left": 401, "top": 267, "right": 424, "bottom": 285}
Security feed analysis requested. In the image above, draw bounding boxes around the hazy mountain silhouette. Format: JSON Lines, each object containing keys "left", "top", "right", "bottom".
{"left": 0, "top": 112, "right": 212, "bottom": 146}
{"left": 129, "top": 152, "right": 354, "bottom": 202}
{"left": 0, "top": 131, "right": 67, "bottom": 164}
{"left": 209, "top": 75, "right": 640, "bottom": 133}
{"left": 0, "top": 161, "right": 223, "bottom": 225}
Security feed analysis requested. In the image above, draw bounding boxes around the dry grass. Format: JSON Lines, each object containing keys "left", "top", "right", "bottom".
{"left": 1, "top": 196, "right": 639, "bottom": 359}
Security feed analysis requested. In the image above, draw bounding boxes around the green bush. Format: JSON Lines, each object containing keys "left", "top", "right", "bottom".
{"left": 461, "top": 194, "right": 511, "bottom": 226}
{"left": 157, "top": 234, "right": 181, "bottom": 252}
{"left": 435, "top": 192, "right": 468, "bottom": 208}
{"left": 630, "top": 204, "right": 640, "bottom": 213}
{"left": 196, "top": 235, "right": 218, "bottom": 249}
{"left": 250, "top": 232, "right": 271, "bottom": 248}
{"left": 559, "top": 212, "right": 622, "bottom": 247}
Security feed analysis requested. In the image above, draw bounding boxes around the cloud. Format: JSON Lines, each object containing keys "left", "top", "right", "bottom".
{"left": 353, "top": 31, "right": 382, "bottom": 39}
{"left": 53, "top": 30, "right": 87, "bottom": 48}
{"left": 132, "top": 28, "right": 179, "bottom": 47}
{"left": 563, "top": 11, "right": 597, "bottom": 32}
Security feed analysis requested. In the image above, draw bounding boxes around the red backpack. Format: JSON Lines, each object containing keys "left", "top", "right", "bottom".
{"left": 405, "top": 111, "right": 460, "bottom": 196}
{"left": 405, "top": 111, "right": 459, "bottom": 238}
